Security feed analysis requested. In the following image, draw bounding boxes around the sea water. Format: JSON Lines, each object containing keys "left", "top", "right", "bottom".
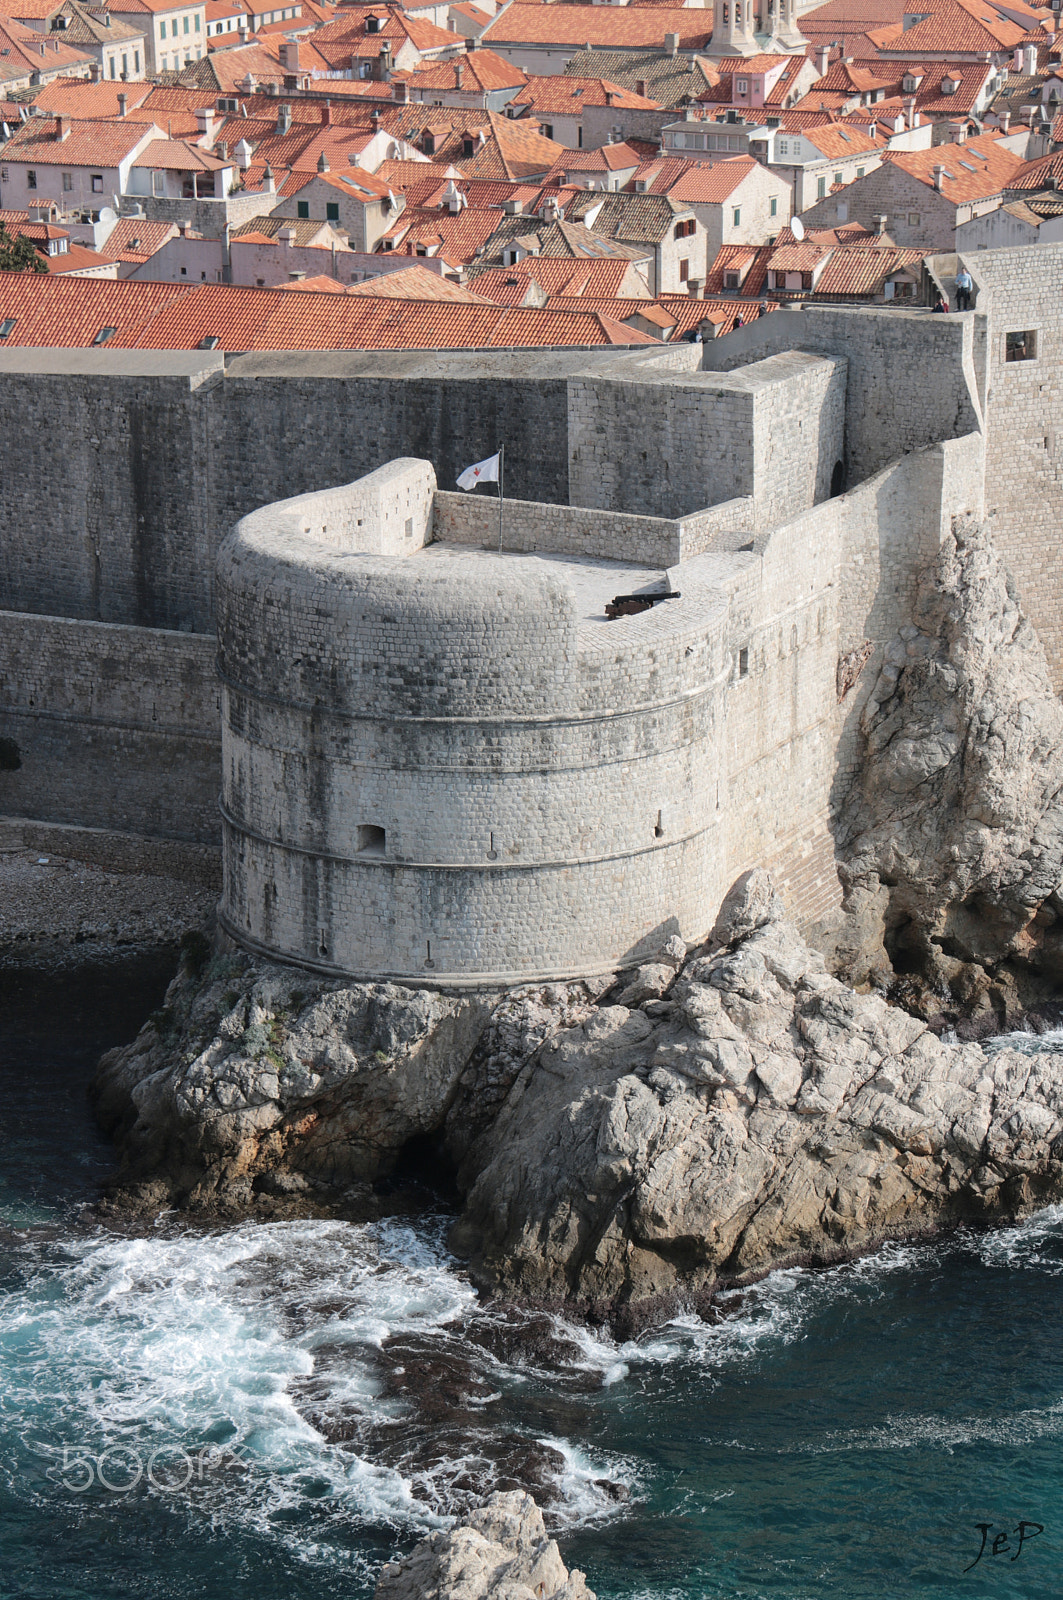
{"left": 2, "top": 959, "right": 1061, "bottom": 1600}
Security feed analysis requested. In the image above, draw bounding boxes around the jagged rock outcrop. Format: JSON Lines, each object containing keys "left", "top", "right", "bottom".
{"left": 91, "top": 952, "right": 608, "bottom": 1214}
{"left": 374, "top": 1492, "right": 594, "bottom": 1600}
{"left": 450, "top": 871, "right": 1063, "bottom": 1305}
{"left": 835, "top": 519, "right": 1063, "bottom": 1012}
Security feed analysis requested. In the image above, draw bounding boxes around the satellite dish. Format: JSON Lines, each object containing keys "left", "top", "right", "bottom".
{"left": 791, "top": 214, "right": 805, "bottom": 241}
{"left": 99, "top": 206, "right": 116, "bottom": 224}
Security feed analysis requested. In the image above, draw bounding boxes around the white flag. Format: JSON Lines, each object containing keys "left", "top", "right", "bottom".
{"left": 456, "top": 452, "right": 500, "bottom": 491}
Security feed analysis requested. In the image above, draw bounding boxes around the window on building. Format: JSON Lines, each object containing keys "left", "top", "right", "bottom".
{"left": 180, "top": 265, "right": 187, "bottom": 274}
{"left": 542, "top": 123, "right": 552, "bottom": 139}
{"left": 183, "top": 13, "right": 190, "bottom": 30}
{"left": 577, "top": 125, "right": 583, "bottom": 148}
{"left": 817, "top": 175, "right": 826, "bottom": 198}
{"left": 728, "top": 133, "right": 741, "bottom": 149}
{"left": 801, "top": 271, "right": 812, "bottom": 289}
{"left": 738, "top": 646, "right": 749, "bottom": 678}
{"left": 732, "top": 206, "right": 740, "bottom": 226}
{"left": 194, "top": 11, "right": 200, "bottom": 26}
{"left": 26, "top": 171, "right": 36, "bottom": 190}
{"left": 777, "top": 137, "right": 788, "bottom": 155}
{"left": 326, "top": 201, "right": 339, "bottom": 221}
{"left": 834, "top": 170, "right": 842, "bottom": 184}
{"left": 737, "top": 78, "right": 748, "bottom": 93}
{"left": 109, "top": 58, "right": 116, "bottom": 77}
{"left": 461, "top": 137, "right": 475, "bottom": 157}
{"left": 62, "top": 172, "right": 72, "bottom": 191}
{"left": 356, "top": 825, "right": 386, "bottom": 855}
{"left": 857, "top": 165, "right": 865, "bottom": 178}
{"left": 296, "top": 199, "right": 309, "bottom": 218}
{"left": 908, "top": 211, "right": 919, "bottom": 225}
{"left": 770, "top": 194, "right": 777, "bottom": 216}
{"left": 679, "top": 258, "right": 689, "bottom": 282}
{"left": 160, "top": 19, "right": 166, "bottom": 35}
{"left": 1006, "top": 329, "right": 1037, "bottom": 362}
{"left": 135, "top": 51, "right": 139, "bottom": 69}
{"left": 198, "top": 333, "right": 220, "bottom": 348}
{"left": 92, "top": 174, "right": 103, "bottom": 192}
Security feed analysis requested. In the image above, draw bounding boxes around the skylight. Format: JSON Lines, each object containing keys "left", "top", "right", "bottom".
{"left": 0, "top": 316, "right": 15, "bottom": 339}
{"left": 92, "top": 326, "right": 116, "bottom": 345}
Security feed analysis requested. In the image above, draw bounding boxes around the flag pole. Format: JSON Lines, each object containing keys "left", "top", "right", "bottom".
{"left": 497, "top": 442, "right": 505, "bottom": 553}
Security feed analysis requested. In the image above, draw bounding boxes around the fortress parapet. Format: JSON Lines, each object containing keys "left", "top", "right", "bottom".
{"left": 216, "top": 459, "right": 732, "bottom": 986}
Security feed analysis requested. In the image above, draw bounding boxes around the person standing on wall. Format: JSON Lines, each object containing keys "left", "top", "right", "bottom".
{"left": 954, "top": 265, "right": 973, "bottom": 311}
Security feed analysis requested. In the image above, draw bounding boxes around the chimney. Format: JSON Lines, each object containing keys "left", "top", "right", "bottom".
{"left": 279, "top": 226, "right": 296, "bottom": 244}
{"left": 933, "top": 162, "right": 945, "bottom": 190}
{"left": 906, "top": 94, "right": 915, "bottom": 129}
{"left": 317, "top": 148, "right": 329, "bottom": 171}
{"left": 394, "top": 79, "right": 409, "bottom": 103}
{"left": 277, "top": 102, "right": 292, "bottom": 134}
{"left": 1024, "top": 42, "right": 1038, "bottom": 76}
{"left": 375, "top": 39, "right": 392, "bottom": 81}
{"left": 665, "top": 31, "right": 679, "bottom": 57}
{"left": 370, "top": 108, "right": 381, "bottom": 131}
{"left": 874, "top": 212, "right": 887, "bottom": 234}
{"left": 454, "top": 58, "right": 464, "bottom": 89}
{"left": 55, "top": 115, "right": 69, "bottom": 141}
{"left": 816, "top": 45, "right": 829, "bottom": 77}
{"left": 196, "top": 107, "right": 216, "bottom": 141}
{"left": 117, "top": 92, "right": 128, "bottom": 117}
{"left": 288, "top": 270, "right": 306, "bottom": 280}
{"left": 636, "top": 78, "right": 647, "bottom": 97}
{"left": 282, "top": 40, "right": 299, "bottom": 72}
{"left": 321, "top": 101, "right": 332, "bottom": 125}
{"left": 1001, "top": 109, "right": 1010, "bottom": 133}
{"left": 262, "top": 162, "right": 275, "bottom": 193}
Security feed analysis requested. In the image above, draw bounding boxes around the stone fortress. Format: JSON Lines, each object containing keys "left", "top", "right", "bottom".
{"left": 0, "top": 242, "right": 1060, "bottom": 984}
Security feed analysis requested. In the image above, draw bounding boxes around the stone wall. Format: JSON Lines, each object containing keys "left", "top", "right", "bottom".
{"left": 0, "top": 609, "right": 219, "bottom": 845}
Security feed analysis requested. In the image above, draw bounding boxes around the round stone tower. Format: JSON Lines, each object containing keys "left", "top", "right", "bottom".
{"left": 215, "top": 460, "right": 722, "bottom": 987}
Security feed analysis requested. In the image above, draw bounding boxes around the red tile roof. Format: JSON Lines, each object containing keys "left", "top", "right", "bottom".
{"left": 1, "top": 114, "right": 155, "bottom": 168}
{"left": 406, "top": 48, "right": 527, "bottom": 93}
{"left": 483, "top": 4, "right": 714, "bottom": 51}
{"left": 29, "top": 80, "right": 155, "bottom": 118}
{"left": 0, "top": 14, "right": 93, "bottom": 80}
{"left": 511, "top": 75, "right": 661, "bottom": 113}
{"left": 0, "top": 272, "right": 660, "bottom": 348}
{"left": 882, "top": 131, "right": 1024, "bottom": 199}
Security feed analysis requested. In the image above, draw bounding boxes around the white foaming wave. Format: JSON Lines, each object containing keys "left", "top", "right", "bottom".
{"left": 972, "top": 1204, "right": 1063, "bottom": 1276}
{"left": 1, "top": 1214, "right": 636, "bottom": 1564}
{"left": 535, "top": 1434, "right": 641, "bottom": 1528}
{"left": 790, "top": 1397, "right": 1063, "bottom": 1457}
{"left": 983, "top": 1025, "right": 1063, "bottom": 1055}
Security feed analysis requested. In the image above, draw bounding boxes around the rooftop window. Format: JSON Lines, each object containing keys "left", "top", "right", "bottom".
{"left": 0, "top": 317, "right": 16, "bottom": 339}
{"left": 92, "top": 326, "right": 116, "bottom": 345}
{"left": 198, "top": 334, "right": 220, "bottom": 349}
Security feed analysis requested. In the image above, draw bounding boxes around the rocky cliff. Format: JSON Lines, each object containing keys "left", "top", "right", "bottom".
{"left": 834, "top": 519, "right": 1063, "bottom": 1020}
{"left": 94, "top": 873, "right": 1063, "bottom": 1310}
{"left": 374, "top": 1492, "right": 593, "bottom": 1600}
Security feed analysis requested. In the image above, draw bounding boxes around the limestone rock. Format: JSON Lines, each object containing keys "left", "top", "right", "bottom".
{"left": 836, "top": 520, "right": 1063, "bottom": 1001}
{"left": 374, "top": 1492, "right": 594, "bottom": 1600}
{"left": 451, "top": 873, "right": 1063, "bottom": 1306}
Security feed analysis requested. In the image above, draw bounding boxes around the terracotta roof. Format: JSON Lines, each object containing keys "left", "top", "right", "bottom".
{"left": 132, "top": 137, "right": 230, "bottom": 171}
{"left": 92, "top": 217, "right": 178, "bottom": 262}
{"left": 1006, "top": 147, "right": 1063, "bottom": 189}
{"left": 1, "top": 113, "right": 154, "bottom": 167}
{"left": 876, "top": 0, "right": 1027, "bottom": 52}
{"left": 342, "top": 263, "right": 493, "bottom": 300}
{"left": 380, "top": 106, "right": 564, "bottom": 180}
{"left": 644, "top": 153, "right": 762, "bottom": 202}
{"left": 558, "top": 141, "right": 644, "bottom": 173}
{"left": 275, "top": 274, "right": 347, "bottom": 291}
{"left": 231, "top": 213, "right": 342, "bottom": 244}
{"left": 799, "top": 121, "right": 884, "bottom": 157}
{"left": 511, "top": 75, "right": 661, "bottom": 113}
{"left": 382, "top": 202, "right": 506, "bottom": 263}
{"left": 809, "top": 244, "right": 927, "bottom": 295}
{"left": 882, "top": 131, "right": 1024, "bottom": 199}
{"left": 471, "top": 255, "right": 650, "bottom": 302}
{"left": 563, "top": 189, "right": 690, "bottom": 245}
{"left": 406, "top": 48, "right": 526, "bottom": 93}
{"left": 28, "top": 79, "right": 154, "bottom": 118}
{"left": 0, "top": 14, "right": 93, "bottom": 80}
{"left": 483, "top": 6, "right": 714, "bottom": 52}
{"left": 0, "top": 271, "right": 658, "bottom": 348}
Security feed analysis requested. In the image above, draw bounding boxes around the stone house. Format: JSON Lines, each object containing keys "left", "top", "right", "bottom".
{"left": 642, "top": 154, "right": 793, "bottom": 261}
{"left": 798, "top": 132, "right": 1026, "bottom": 248}
{"left": 766, "top": 121, "right": 885, "bottom": 211}
{"left": 563, "top": 188, "right": 706, "bottom": 293}
{"left": 108, "top": 0, "right": 207, "bottom": 77}
{"left": 0, "top": 113, "right": 156, "bottom": 212}
{"left": 0, "top": 14, "right": 91, "bottom": 92}
{"left": 21, "top": 1, "right": 147, "bottom": 82}
{"left": 270, "top": 167, "right": 402, "bottom": 252}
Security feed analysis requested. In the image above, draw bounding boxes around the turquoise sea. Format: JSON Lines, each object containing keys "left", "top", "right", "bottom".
{"left": 1, "top": 957, "right": 1060, "bottom": 1599}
